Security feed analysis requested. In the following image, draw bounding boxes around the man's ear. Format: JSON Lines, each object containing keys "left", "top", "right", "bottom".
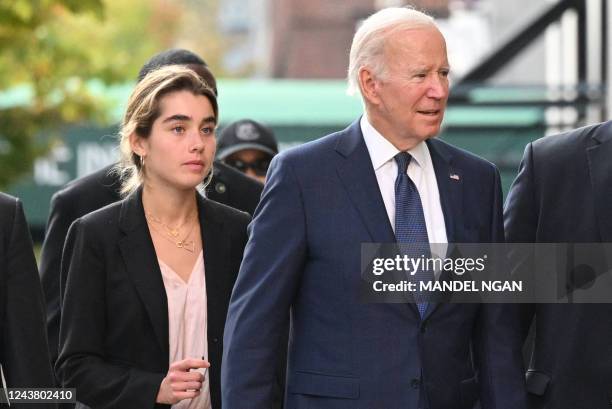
{"left": 358, "top": 66, "right": 381, "bottom": 105}
{"left": 129, "top": 132, "right": 148, "bottom": 158}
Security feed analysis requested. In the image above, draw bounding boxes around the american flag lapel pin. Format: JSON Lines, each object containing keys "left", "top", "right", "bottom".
{"left": 449, "top": 173, "right": 460, "bottom": 181}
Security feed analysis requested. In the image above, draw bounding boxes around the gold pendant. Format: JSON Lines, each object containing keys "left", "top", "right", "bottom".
{"left": 177, "top": 240, "right": 195, "bottom": 252}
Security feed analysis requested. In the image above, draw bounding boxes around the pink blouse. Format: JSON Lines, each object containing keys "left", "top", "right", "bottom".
{"left": 159, "top": 252, "right": 211, "bottom": 409}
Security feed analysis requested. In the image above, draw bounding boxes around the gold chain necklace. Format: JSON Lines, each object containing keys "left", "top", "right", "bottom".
{"left": 146, "top": 212, "right": 193, "bottom": 239}
{"left": 146, "top": 213, "right": 198, "bottom": 253}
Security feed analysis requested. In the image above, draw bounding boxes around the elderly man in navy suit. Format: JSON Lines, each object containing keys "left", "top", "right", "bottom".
{"left": 222, "top": 7, "right": 527, "bottom": 409}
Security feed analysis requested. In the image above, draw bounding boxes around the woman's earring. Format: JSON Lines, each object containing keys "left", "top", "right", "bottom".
{"left": 140, "top": 154, "right": 145, "bottom": 168}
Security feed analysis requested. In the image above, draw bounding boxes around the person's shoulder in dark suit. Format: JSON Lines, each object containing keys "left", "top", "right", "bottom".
{"left": 0, "top": 193, "right": 56, "bottom": 408}
{"left": 52, "top": 164, "right": 121, "bottom": 217}
{"left": 39, "top": 164, "right": 120, "bottom": 366}
{"left": 528, "top": 121, "right": 610, "bottom": 167}
{"left": 199, "top": 193, "right": 252, "bottom": 231}
{"left": 208, "top": 161, "right": 263, "bottom": 215}
{"left": 43, "top": 163, "right": 120, "bottom": 268}
{"left": 505, "top": 120, "right": 612, "bottom": 243}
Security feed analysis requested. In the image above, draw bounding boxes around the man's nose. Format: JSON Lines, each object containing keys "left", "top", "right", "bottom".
{"left": 427, "top": 75, "right": 448, "bottom": 99}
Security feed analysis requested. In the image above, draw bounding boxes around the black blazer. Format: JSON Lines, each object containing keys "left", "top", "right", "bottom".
{"left": 0, "top": 193, "right": 56, "bottom": 409}
{"left": 504, "top": 120, "right": 612, "bottom": 408}
{"left": 56, "top": 188, "right": 250, "bottom": 409}
{"left": 40, "top": 161, "right": 262, "bottom": 366}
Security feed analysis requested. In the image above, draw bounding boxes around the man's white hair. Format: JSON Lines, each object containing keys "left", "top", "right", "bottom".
{"left": 347, "top": 7, "right": 435, "bottom": 97}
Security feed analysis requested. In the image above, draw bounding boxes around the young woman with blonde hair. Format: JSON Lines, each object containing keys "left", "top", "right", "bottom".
{"left": 57, "top": 65, "right": 250, "bottom": 409}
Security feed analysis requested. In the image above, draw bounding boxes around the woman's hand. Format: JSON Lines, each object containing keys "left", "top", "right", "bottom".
{"left": 156, "top": 358, "right": 210, "bottom": 404}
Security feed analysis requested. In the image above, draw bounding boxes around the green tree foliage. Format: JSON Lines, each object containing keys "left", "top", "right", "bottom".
{"left": 0, "top": 0, "right": 183, "bottom": 189}
{"left": 176, "top": 0, "right": 228, "bottom": 77}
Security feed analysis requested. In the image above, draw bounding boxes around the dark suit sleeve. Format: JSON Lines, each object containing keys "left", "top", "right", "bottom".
{"left": 208, "top": 162, "right": 263, "bottom": 215}
{"left": 39, "top": 191, "right": 74, "bottom": 367}
{"left": 505, "top": 143, "right": 538, "bottom": 243}
{"left": 503, "top": 143, "right": 538, "bottom": 343}
{"left": 475, "top": 165, "right": 528, "bottom": 409}
{"left": 491, "top": 167, "right": 505, "bottom": 243}
{"left": 233, "top": 178, "right": 263, "bottom": 216}
{"left": 56, "top": 219, "right": 165, "bottom": 409}
{"left": 2, "top": 198, "right": 56, "bottom": 408}
{"left": 475, "top": 303, "right": 527, "bottom": 409}
{"left": 222, "top": 154, "right": 306, "bottom": 409}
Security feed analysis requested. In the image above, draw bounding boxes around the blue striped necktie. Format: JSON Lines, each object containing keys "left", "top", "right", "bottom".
{"left": 394, "top": 152, "right": 432, "bottom": 317}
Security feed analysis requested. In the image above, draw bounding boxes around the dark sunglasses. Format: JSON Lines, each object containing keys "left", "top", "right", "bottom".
{"left": 225, "top": 158, "right": 271, "bottom": 176}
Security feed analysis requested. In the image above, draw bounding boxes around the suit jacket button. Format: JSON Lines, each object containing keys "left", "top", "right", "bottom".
{"left": 215, "top": 183, "right": 226, "bottom": 194}
{"left": 420, "top": 323, "right": 427, "bottom": 333}
{"left": 212, "top": 337, "right": 219, "bottom": 343}
{"left": 410, "top": 378, "right": 421, "bottom": 389}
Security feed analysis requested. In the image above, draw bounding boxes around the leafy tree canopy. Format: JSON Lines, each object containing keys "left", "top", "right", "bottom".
{"left": 0, "top": 0, "right": 186, "bottom": 188}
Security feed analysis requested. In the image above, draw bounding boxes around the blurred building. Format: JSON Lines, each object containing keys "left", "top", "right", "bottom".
{"left": 218, "top": 0, "right": 594, "bottom": 90}
{"left": 219, "top": 0, "right": 452, "bottom": 78}
{"left": 267, "top": 0, "right": 451, "bottom": 78}
{"left": 218, "top": 0, "right": 272, "bottom": 76}
{"left": 484, "top": 0, "right": 548, "bottom": 84}
{"left": 267, "top": 0, "right": 372, "bottom": 78}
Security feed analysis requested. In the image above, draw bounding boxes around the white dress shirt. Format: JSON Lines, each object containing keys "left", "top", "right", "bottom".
{"left": 360, "top": 115, "right": 448, "bottom": 248}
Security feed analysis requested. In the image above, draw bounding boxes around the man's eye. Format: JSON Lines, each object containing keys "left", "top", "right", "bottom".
{"left": 172, "top": 126, "right": 185, "bottom": 134}
{"left": 201, "top": 127, "right": 213, "bottom": 135}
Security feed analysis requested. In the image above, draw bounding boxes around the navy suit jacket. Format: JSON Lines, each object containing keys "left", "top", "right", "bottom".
{"left": 222, "top": 120, "right": 526, "bottom": 409}
{"left": 504, "top": 120, "right": 612, "bottom": 408}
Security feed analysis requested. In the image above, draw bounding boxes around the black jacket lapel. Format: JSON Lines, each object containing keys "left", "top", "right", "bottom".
{"left": 587, "top": 122, "right": 612, "bottom": 242}
{"left": 197, "top": 196, "right": 229, "bottom": 342}
{"left": 117, "top": 188, "right": 169, "bottom": 359}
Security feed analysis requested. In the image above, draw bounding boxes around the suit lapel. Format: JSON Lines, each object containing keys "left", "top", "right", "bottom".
{"left": 334, "top": 125, "right": 468, "bottom": 319}
{"left": 422, "top": 139, "right": 463, "bottom": 320}
{"left": 335, "top": 120, "right": 396, "bottom": 244}
{"left": 198, "top": 197, "right": 230, "bottom": 342}
{"left": 335, "top": 121, "right": 421, "bottom": 315}
{"left": 427, "top": 138, "right": 462, "bottom": 243}
{"left": 118, "top": 188, "right": 169, "bottom": 358}
{"left": 587, "top": 123, "right": 612, "bottom": 242}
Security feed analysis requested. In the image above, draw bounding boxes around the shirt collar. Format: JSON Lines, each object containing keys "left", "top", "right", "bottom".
{"left": 360, "top": 114, "right": 428, "bottom": 171}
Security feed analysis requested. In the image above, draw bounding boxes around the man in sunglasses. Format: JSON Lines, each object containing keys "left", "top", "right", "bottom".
{"left": 217, "top": 119, "right": 278, "bottom": 184}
